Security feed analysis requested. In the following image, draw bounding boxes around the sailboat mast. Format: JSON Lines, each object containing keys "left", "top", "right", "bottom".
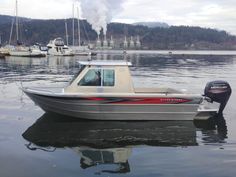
{"left": 72, "top": 3, "right": 75, "bottom": 46}
{"left": 9, "top": 17, "right": 14, "bottom": 45}
{"left": 65, "top": 19, "right": 69, "bottom": 46}
{"left": 77, "top": 6, "right": 81, "bottom": 47}
{"left": 16, "top": 0, "right": 19, "bottom": 42}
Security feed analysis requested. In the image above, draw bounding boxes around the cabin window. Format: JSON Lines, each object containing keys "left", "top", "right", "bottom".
{"left": 69, "top": 65, "right": 86, "bottom": 84}
{"left": 103, "top": 69, "right": 115, "bottom": 86}
{"left": 79, "top": 69, "right": 102, "bottom": 86}
{"left": 78, "top": 69, "right": 115, "bottom": 87}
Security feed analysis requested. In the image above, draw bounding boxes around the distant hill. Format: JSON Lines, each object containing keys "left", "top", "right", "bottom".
{"left": 133, "top": 22, "right": 169, "bottom": 28}
{"left": 0, "top": 14, "right": 30, "bottom": 25}
{"left": 0, "top": 15, "right": 236, "bottom": 50}
{"left": 0, "top": 15, "right": 13, "bottom": 25}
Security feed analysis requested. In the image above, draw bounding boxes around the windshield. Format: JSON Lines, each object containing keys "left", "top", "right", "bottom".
{"left": 69, "top": 65, "right": 86, "bottom": 85}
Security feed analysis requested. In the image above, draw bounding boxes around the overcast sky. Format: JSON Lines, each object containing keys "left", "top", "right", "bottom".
{"left": 1, "top": 0, "right": 236, "bottom": 35}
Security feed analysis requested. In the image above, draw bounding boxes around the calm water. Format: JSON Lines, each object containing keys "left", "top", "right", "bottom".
{"left": 0, "top": 53, "right": 236, "bottom": 177}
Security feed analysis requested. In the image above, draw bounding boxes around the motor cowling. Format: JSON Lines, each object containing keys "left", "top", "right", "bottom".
{"left": 204, "top": 80, "right": 232, "bottom": 114}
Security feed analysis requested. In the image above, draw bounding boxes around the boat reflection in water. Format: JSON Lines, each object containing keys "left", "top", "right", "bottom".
{"left": 22, "top": 113, "right": 227, "bottom": 174}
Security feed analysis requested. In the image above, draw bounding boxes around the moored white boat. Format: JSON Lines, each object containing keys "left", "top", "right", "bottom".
{"left": 9, "top": 46, "right": 45, "bottom": 57}
{"left": 47, "top": 38, "right": 74, "bottom": 56}
{"left": 0, "top": 45, "right": 15, "bottom": 56}
{"left": 23, "top": 60, "right": 232, "bottom": 121}
{"left": 30, "top": 44, "right": 48, "bottom": 56}
{"left": 71, "top": 45, "right": 97, "bottom": 56}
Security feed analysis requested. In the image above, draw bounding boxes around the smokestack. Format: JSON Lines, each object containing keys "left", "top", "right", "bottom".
{"left": 110, "top": 36, "right": 114, "bottom": 48}
{"left": 129, "top": 36, "right": 135, "bottom": 49}
{"left": 124, "top": 36, "right": 128, "bottom": 49}
{"left": 103, "top": 35, "right": 108, "bottom": 47}
{"left": 96, "top": 35, "right": 101, "bottom": 48}
{"left": 136, "top": 35, "right": 141, "bottom": 49}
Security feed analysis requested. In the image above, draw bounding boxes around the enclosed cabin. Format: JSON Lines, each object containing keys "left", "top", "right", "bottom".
{"left": 64, "top": 60, "right": 184, "bottom": 95}
{"left": 47, "top": 38, "right": 64, "bottom": 49}
{"left": 64, "top": 60, "right": 135, "bottom": 94}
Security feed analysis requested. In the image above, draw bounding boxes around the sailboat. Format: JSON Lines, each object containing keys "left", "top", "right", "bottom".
{"left": 9, "top": 0, "right": 45, "bottom": 57}
{"left": 71, "top": 4, "right": 97, "bottom": 56}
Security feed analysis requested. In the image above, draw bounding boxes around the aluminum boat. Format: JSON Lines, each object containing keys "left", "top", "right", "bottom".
{"left": 23, "top": 60, "right": 232, "bottom": 120}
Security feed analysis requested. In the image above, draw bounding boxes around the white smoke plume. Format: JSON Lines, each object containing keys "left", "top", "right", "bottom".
{"left": 79, "top": 0, "right": 124, "bottom": 37}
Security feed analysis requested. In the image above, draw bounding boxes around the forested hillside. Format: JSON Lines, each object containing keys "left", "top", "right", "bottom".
{"left": 0, "top": 15, "right": 235, "bottom": 49}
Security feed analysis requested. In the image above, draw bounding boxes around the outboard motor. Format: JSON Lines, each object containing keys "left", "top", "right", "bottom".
{"left": 204, "top": 81, "right": 232, "bottom": 114}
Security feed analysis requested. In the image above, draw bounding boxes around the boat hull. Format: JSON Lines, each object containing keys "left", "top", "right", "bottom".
{"left": 47, "top": 49, "right": 74, "bottom": 56}
{"left": 24, "top": 90, "right": 201, "bottom": 121}
{"left": 9, "top": 51, "right": 45, "bottom": 57}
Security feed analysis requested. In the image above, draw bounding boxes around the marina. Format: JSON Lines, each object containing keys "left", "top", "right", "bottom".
{"left": 0, "top": 0, "right": 236, "bottom": 176}
{"left": 0, "top": 53, "right": 236, "bottom": 176}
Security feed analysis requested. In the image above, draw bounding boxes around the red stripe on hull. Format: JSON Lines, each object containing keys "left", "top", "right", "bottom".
{"left": 112, "top": 98, "right": 191, "bottom": 104}
{"left": 87, "top": 97, "right": 106, "bottom": 101}
{"left": 85, "top": 97, "right": 192, "bottom": 104}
